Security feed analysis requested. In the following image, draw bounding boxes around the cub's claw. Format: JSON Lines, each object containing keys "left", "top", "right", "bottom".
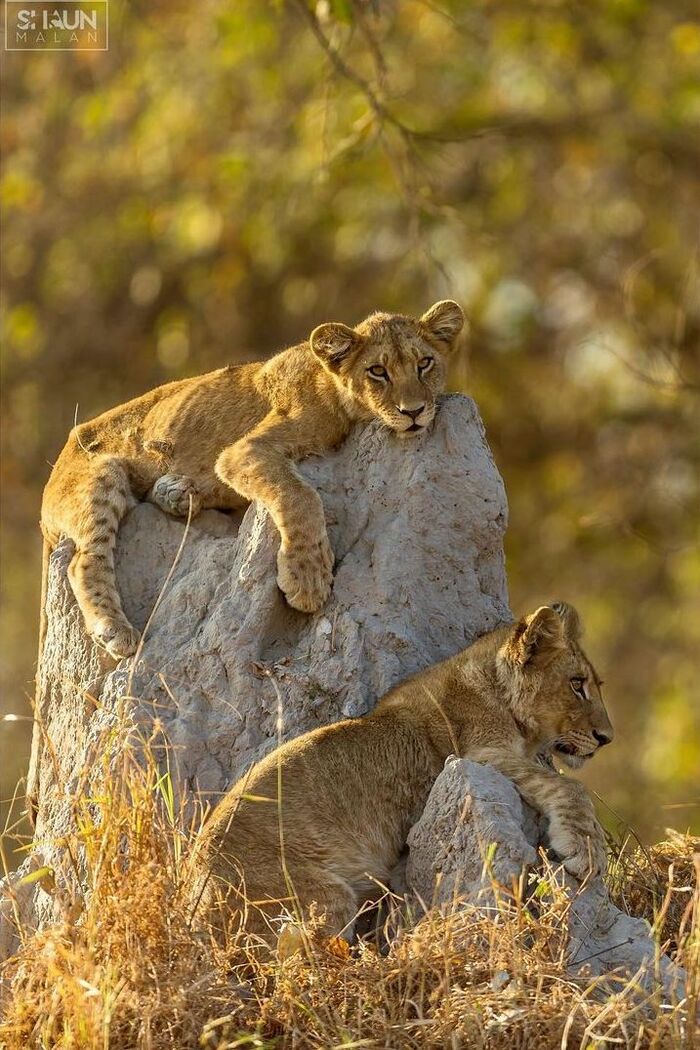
{"left": 562, "top": 837, "right": 607, "bottom": 881}
{"left": 549, "top": 819, "right": 607, "bottom": 881}
{"left": 149, "top": 474, "right": 202, "bottom": 519}
{"left": 92, "top": 618, "right": 141, "bottom": 660}
{"left": 277, "top": 535, "right": 334, "bottom": 613}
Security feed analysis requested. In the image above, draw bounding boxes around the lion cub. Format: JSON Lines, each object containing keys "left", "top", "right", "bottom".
{"left": 189, "top": 602, "right": 613, "bottom": 945}
{"left": 40, "top": 300, "right": 464, "bottom": 659}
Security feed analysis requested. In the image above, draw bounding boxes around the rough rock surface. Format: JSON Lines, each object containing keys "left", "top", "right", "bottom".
{"left": 1, "top": 394, "right": 510, "bottom": 958}
{"left": 406, "top": 758, "right": 687, "bottom": 1001}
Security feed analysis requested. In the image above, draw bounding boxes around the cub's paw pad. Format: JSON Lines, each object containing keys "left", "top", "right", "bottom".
{"left": 277, "top": 538, "right": 334, "bottom": 613}
{"left": 150, "top": 474, "right": 202, "bottom": 518}
{"left": 92, "top": 619, "right": 140, "bottom": 660}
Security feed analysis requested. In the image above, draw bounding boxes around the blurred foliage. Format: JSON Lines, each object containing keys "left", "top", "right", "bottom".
{"left": 1, "top": 0, "right": 699, "bottom": 845}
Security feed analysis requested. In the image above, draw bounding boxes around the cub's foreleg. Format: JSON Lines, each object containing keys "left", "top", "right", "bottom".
{"left": 472, "top": 748, "right": 607, "bottom": 880}
{"left": 62, "top": 457, "right": 139, "bottom": 659}
{"left": 216, "top": 413, "right": 334, "bottom": 613}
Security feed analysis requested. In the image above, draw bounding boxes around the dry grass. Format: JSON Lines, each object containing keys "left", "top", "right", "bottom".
{"left": 609, "top": 828, "right": 700, "bottom": 958}
{"left": 0, "top": 740, "right": 698, "bottom": 1049}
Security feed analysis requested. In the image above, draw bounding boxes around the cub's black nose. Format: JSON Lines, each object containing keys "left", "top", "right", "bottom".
{"left": 593, "top": 730, "right": 612, "bottom": 747}
{"left": 397, "top": 405, "right": 425, "bottom": 420}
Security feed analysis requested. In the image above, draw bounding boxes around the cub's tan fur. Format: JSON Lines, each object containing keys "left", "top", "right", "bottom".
{"left": 190, "top": 602, "right": 614, "bottom": 946}
{"left": 39, "top": 300, "right": 464, "bottom": 660}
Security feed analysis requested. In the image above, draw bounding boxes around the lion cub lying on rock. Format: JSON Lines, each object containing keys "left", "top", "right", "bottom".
{"left": 40, "top": 299, "right": 464, "bottom": 659}
{"left": 189, "top": 602, "right": 613, "bottom": 945}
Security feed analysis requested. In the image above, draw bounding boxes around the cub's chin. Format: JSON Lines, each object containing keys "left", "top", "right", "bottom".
{"left": 553, "top": 745, "right": 588, "bottom": 770}
{"left": 559, "top": 752, "right": 586, "bottom": 770}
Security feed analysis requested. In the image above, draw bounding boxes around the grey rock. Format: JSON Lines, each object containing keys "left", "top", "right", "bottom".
{"left": 406, "top": 758, "right": 541, "bottom": 907}
{"left": 406, "top": 757, "right": 687, "bottom": 1001}
{"left": 1, "top": 394, "right": 510, "bottom": 958}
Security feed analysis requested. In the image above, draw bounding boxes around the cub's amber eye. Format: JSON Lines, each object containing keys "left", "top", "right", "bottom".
{"left": 570, "top": 676, "right": 587, "bottom": 698}
{"left": 368, "top": 365, "right": 389, "bottom": 380}
{"left": 418, "top": 356, "right": 434, "bottom": 373}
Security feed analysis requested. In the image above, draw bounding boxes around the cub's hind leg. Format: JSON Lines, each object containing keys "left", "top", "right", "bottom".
{"left": 291, "top": 869, "right": 360, "bottom": 943}
{"left": 65, "top": 457, "right": 139, "bottom": 659}
{"left": 253, "top": 870, "right": 360, "bottom": 958}
{"left": 276, "top": 877, "right": 360, "bottom": 960}
{"left": 147, "top": 473, "right": 202, "bottom": 519}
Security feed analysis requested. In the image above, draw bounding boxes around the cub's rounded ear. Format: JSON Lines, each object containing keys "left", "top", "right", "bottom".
{"left": 549, "top": 600, "right": 582, "bottom": 641}
{"left": 310, "top": 322, "right": 361, "bottom": 369}
{"left": 419, "top": 300, "right": 465, "bottom": 350}
{"left": 507, "top": 606, "right": 566, "bottom": 667}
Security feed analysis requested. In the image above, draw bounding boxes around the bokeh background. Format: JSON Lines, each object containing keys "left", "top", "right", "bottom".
{"left": 2, "top": 0, "right": 699, "bottom": 852}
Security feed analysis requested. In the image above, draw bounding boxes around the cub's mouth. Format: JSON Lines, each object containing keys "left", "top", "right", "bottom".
{"left": 393, "top": 421, "right": 426, "bottom": 436}
{"left": 553, "top": 740, "right": 593, "bottom": 768}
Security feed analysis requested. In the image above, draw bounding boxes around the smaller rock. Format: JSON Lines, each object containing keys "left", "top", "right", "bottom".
{"left": 406, "top": 757, "right": 541, "bottom": 906}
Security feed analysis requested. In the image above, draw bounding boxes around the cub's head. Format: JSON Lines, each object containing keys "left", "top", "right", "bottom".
{"left": 498, "top": 602, "right": 614, "bottom": 767}
{"left": 309, "top": 300, "right": 465, "bottom": 435}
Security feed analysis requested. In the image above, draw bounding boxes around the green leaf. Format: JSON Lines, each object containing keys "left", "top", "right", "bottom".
{"left": 534, "top": 878, "right": 552, "bottom": 899}
{"left": 18, "top": 865, "right": 53, "bottom": 887}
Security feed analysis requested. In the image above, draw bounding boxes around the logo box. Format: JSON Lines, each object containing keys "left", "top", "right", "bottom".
{"left": 5, "top": 1, "right": 108, "bottom": 50}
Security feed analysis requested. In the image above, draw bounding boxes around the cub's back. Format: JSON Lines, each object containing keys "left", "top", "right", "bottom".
{"left": 194, "top": 710, "right": 435, "bottom": 866}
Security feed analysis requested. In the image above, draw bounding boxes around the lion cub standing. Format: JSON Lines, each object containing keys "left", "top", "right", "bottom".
{"left": 39, "top": 300, "right": 464, "bottom": 659}
{"left": 189, "top": 602, "right": 613, "bottom": 945}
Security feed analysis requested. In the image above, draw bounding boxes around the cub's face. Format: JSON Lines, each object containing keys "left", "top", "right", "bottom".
{"left": 310, "top": 300, "right": 465, "bottom": 435}
{"left": 500, "top": 602, "right": 614, "bottom": 767}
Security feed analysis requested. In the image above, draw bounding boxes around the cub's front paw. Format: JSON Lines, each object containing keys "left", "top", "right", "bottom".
{"left": 277, "top": 535, "right": 334, "bottom": 613}
{"left": 548, "top": 818, "right": 607, "bottom": 881}
{"left": 150, "top": 474, "right": 202, "bottom": 519}
{"left": 92, "top": 618, "right": 141, "bottom": 660}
